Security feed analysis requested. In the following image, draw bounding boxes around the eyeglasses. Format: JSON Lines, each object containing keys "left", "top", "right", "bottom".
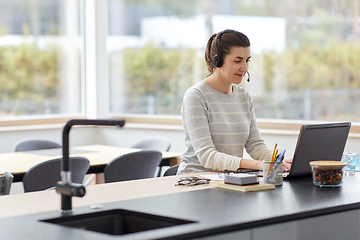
{"left": 176, "top": 177, "right": 211, "bottom": 186}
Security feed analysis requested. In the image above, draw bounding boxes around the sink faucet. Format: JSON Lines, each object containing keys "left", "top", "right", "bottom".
{"left": 56, "top": 119, "right": 125, "bottom": 214}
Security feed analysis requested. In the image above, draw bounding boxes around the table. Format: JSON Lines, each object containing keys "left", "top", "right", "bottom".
{"left": 0, "top": 173, "right": 359, "bottom": 239}
{"left": 0, "top": 144, "right": 181, "bottom": 182}
{"left": 0, "top": 173, "right": 207, "bottom": 219}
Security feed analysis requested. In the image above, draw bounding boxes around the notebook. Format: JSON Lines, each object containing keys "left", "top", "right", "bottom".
{"left": 241, "top": 122, "right": 351, "bottom": 179}
{"left": 284, "top": 122, "right": 351, "bottom": 179}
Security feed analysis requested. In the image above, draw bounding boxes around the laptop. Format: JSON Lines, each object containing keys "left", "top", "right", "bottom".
{"left": 239, "top": 122, "right": 351, "bottom": 179}
{"left": 285, "top": 122, "right": 351, "bottom": 179}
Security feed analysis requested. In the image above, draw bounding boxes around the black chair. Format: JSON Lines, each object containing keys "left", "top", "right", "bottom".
{"left": 22, "top": 157, "right": 90, "bottom": 193}
{"left": 14, "top": 139, "right": 61, "bottom": 152}
{"left": 104, "top": 150, "right": 163, "bottom": 183}
{"left": 163, "top": 164, "right": 179, "bottom": 176}
{"left": 131, "top": 136, "right": 171, "bottom": 177}
{"left": 0, "top": 172, "right": 14, "bottom": 195}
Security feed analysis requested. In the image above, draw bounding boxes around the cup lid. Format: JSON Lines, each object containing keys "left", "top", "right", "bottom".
{"left": 309, "top": 161, "right": 347, "bottom": 167}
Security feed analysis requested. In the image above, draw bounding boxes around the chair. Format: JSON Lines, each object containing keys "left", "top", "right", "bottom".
{"left": 14, "top": 139, "right": 62, "bottom": 152}
{"left": 131, "top": 136, "right": 171, "bottom": 177}
{"left": 22, "top": 157, "right": 90, "bottom": 193}
{"left": 163, "top": 164, "right": 179, "bottom": 176}
{"left": 104, "top": 150, "right": 162, "bottom": 183}
{"left": 0, "top": 172, "right": 14, "bottom": 195}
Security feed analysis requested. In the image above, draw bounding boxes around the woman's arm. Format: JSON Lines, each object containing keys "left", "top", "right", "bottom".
{"left": 239, "top": 158, "right": 292, "bottom": 171}
{"left": 239, "top": 158, "right": 263, "bottom": 170}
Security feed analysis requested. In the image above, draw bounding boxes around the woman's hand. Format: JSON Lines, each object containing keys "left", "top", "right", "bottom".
{"left": 283, "top": 158, "right": 293, "bottom": 172}
{"left": 239, "top": 158, "right": 263, "bottom": 171}
{"left": 239, "top": 158, "right": 292, "bottom": 172}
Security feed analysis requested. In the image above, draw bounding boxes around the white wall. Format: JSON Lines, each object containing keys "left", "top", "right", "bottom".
{"left": 1, "top": 126, "right": 359, "bottom": 158}
{"left": 0, "top": 126, "right": 99, "bottom": 153}
{"left": 0, "top": 126, "right": 185, "bottom": 153}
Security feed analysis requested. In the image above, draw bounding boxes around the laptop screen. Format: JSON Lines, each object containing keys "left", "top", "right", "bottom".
{"left": 286, "top": 122, "right": 351, "bottom": 179}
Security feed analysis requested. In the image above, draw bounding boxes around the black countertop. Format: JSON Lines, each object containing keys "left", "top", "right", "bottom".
{"left": 2, "top": 174, "right": 360, "bottom": 240}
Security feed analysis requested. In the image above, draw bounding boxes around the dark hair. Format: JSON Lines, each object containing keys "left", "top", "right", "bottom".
{"left": 205, "top": 29, "right": 250, "bottom": 75}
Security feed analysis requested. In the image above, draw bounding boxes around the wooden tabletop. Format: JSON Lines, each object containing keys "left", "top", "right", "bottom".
{"left": 0, "top": 173, "right": 214, "bottom": 219}
{"left": 0, "top": 144, "right": 181, "bottom": 179}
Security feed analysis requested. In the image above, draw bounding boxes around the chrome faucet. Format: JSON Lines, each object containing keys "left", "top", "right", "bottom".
{"left": 56, "top": 119, "right": 125, "bottom": 214}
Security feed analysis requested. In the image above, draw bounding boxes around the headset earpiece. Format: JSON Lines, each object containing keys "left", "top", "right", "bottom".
{"left": 212, "top": 55, "right": 220, "bottom": 68}
{"left": 212, "top": 29, "right": 235, "bottom": 68}
{"left": 212, "top": 55, "right": 223, "bottom": 68}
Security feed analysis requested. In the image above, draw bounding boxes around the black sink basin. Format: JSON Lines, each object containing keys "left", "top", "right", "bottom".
{"left": 41, "top": 209, "right": 196, "bottom": 236}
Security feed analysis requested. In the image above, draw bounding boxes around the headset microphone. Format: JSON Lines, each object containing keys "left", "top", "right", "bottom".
{"left": 247, "top": 71, "right": 251, "bottom": 82}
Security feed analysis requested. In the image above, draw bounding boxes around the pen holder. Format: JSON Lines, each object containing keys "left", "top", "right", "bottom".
{"left": 263, "top": 160, "right": 283, "bottom": 186}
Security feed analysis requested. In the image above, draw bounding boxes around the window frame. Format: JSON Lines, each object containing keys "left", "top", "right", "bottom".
{"left": 1, "top": 115, "right": 359, "bottom": 139}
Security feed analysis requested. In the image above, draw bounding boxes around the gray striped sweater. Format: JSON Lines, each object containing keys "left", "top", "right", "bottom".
{"left": 178, "top": 80, "right": 272, "bottom": 174}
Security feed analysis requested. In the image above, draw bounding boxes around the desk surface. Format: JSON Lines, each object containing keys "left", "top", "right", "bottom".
{"left": 0, "top": 173, "right": 210, "bottom": 219}
{"left": 0, "top": 173, "right": 360, "bottom": 240}
{"left": 0, "top": 144, "right": 181, "bottom": 180}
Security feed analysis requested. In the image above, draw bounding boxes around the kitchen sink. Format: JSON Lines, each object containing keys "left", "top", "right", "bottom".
{"left": 41, "top": 209, "right": 196, "bottom": 236}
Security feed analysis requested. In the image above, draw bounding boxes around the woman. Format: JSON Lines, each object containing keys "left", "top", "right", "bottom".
{"left": 178, "top": 29, "right": 291, "bottom": 174}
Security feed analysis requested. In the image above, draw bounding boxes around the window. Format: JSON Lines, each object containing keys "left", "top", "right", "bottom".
{"left": 0, "top": 0, "right": 82, "bottom": 117}
{"left": 108, "top": 0, "right": 360, "bottom": 123}
{"left": 1, "top": 0, "right": 359, "bottom": 125}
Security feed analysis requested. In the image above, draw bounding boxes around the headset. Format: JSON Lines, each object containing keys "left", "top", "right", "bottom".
{"left": 212, "top": 29, "right": 251, "bottom": 82}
